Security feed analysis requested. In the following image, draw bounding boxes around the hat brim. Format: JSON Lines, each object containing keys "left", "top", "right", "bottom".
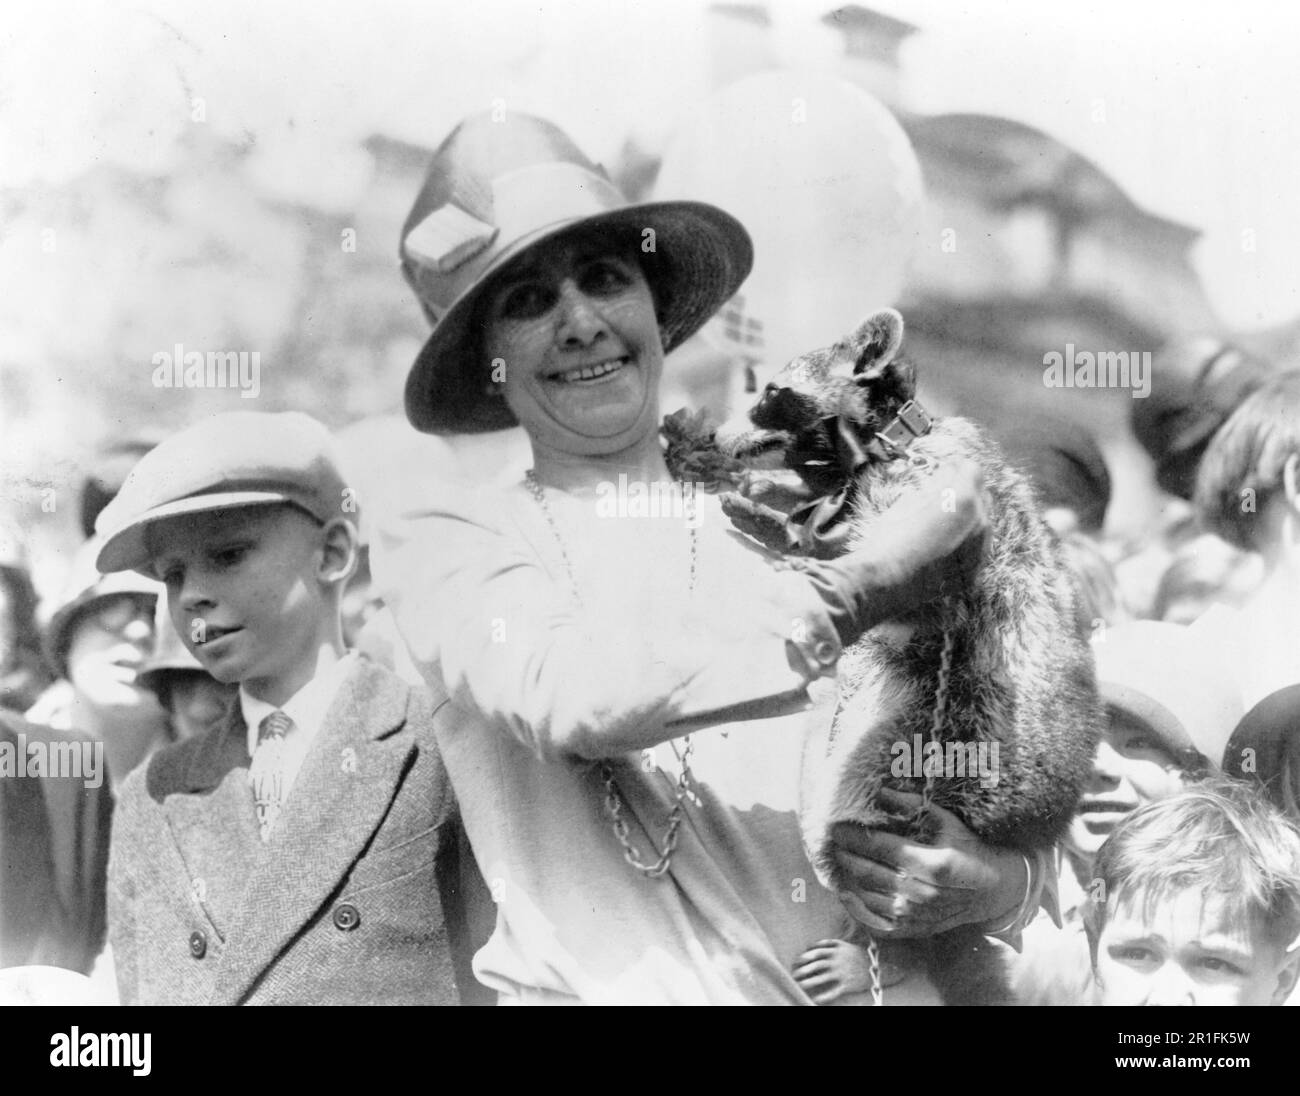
{"left": 1099, "top": 680, "right": 1204, "bottom": 764}
{"left": 96, "top": 491, "right": 320, "bottom": 576}
{"left": 136, "top": 663, "right": 207, "bottom": 694}
{"left": 404, "top": 200, "right": 753, "bottom": 435}
{"left": 42, "top": 577, "right": 160, "bottom": 680}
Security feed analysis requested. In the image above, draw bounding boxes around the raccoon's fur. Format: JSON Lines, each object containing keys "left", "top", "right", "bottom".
{"left": 719, "top": 308, "right": 1102, "bottom": 1006}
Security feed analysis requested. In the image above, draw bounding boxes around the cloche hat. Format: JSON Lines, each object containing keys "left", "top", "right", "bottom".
{"left": 400, "top": 111, "right": 753, "bottom": 434}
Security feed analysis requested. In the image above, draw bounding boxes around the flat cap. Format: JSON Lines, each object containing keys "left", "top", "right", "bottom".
{"left": 95, "top": 412, "right": 355, "bottom": 575}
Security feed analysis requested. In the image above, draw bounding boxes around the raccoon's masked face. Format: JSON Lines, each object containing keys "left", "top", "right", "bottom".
{"left": 721, "top": 308, "right": 917, "bottom": 495}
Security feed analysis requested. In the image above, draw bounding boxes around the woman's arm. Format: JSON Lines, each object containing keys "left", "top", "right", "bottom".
{"left": 374, "top": 489, "right": 842, "bottom": 761}
{"left": 375, "top": 461, "right": 989, "bottom": 763}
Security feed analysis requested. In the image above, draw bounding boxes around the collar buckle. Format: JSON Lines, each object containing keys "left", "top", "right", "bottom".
{"left": 872, "top": 399, "right": 934, "bottom": 461}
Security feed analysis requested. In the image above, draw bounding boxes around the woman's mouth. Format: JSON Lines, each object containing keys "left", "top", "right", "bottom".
{"left": 199, "top": 626, "right": 242, "bottom": 645}
{"left": 547, "top": 357, "right": 629, "bottom": 384}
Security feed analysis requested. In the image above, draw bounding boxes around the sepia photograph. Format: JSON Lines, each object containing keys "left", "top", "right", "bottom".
{"left": 2, "top": 0, "right": 1299, "bottom": 1052}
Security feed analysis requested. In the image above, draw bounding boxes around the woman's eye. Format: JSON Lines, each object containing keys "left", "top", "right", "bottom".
{"left": 1198, "top": 957, "right": 1242, "bottom": 976}
{"left": 580, "top": 260, "right": 632, "bottom": 295}
{"left": 1114, "top": 945, "right": 1155, "bottom": 965}
{"left": 498, "top": 283, "right": 553, "bottom": 319}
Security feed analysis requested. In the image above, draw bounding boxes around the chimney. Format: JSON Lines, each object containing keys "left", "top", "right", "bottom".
{"left": 821, "top": 5, "right": 917, "bottom": 110}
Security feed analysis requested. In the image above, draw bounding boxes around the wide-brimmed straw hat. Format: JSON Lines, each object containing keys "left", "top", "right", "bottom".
{"left": 400, "top": 111, "right": 753, "bottom": 434}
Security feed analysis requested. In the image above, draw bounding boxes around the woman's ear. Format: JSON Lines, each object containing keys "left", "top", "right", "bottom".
{"left": 1283, "top": 453, "right": 1300, "bottom": 508}
{"left": 317, "top": 518, "right": 360, "bottom": 588}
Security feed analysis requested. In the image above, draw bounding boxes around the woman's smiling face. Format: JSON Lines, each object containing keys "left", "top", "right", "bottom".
{"left": 482, "top": 231, "right": 664, "bottom": 455}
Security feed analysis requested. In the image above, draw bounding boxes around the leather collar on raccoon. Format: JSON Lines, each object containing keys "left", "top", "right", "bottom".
{"left": 785, "top": 399, "right": 935, "bottom": 559}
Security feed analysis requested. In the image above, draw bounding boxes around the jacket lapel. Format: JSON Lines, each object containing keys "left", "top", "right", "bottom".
{"left": 159, "top": 701, "right": 261, "bottom": 937}
{"left": 211, "top": 660, "right": 416, "bottom": 1004}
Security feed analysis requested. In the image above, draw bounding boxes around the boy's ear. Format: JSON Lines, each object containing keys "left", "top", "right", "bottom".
{"left": 317, "top": 518, "right": 360, "bottom": 588}
{"left": 850, "top": 308, "right": 904, "bottom": 379}
{"left": 1271, "top": 937, "right": 1300, "bottom": 1005}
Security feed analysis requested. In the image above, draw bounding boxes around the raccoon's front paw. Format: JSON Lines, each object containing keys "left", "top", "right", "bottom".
{"left": 719, "top": 492, "right": 792, "bottom": 553}
{"left": 793, "top": 939, "right": 903, "bottom": 1005}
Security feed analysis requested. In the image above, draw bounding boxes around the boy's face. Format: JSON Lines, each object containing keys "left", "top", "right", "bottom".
{"left": 1069, "top": 708, "right": 1191, "bottom": 858}
{"left": 147, "top": 505, "right": 340, "bottom": 703}
{"left": 1094, "top": 887, "right": 1300, "bottom": 1006}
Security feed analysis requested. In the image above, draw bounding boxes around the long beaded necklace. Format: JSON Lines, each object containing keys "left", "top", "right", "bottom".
{"left": 523, "top": 468, "right": 698, "bottom": 878}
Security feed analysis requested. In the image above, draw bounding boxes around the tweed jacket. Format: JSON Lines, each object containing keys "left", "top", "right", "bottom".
{"left": 107, "top": 658, "right": 463, "bottom": 1005}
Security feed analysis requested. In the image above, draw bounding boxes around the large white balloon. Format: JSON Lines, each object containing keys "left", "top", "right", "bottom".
{"left": 655, "top": 72, "right": 924, "bottom": 383}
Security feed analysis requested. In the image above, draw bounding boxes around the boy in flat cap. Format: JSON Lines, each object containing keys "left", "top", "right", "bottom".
{"left": 96, "top": 411, "right": 464, "bottom": 1005}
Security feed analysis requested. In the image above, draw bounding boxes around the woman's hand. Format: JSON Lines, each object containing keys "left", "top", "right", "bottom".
{"left": 830, "top": 787, "right": 1028, "bottom": 938}
{"left": 785, "top": 458, "right": 992, "bottom": 646}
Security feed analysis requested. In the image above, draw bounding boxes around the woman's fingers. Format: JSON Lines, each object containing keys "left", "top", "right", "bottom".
{"left": 831, "top": 846, "right": 903, "bottom": 894}
{"left": 830, "top": 821, "right": 929, "bottom": 878}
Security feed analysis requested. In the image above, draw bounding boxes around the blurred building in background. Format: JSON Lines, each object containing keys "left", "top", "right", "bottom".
{"left": 617, "top": 2, "right": 1277, "bottom": 534}
{"left": 4, "top": 0, "right": 1297, "bottom": 591}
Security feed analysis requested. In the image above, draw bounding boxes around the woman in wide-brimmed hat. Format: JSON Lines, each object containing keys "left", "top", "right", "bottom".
{"left": 375, "top": 112, "right": 1029, "bottom": 1004}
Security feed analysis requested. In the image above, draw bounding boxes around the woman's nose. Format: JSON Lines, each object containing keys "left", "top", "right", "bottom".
{"left": 122, "top": 615, "right": 155, "bottom": 647}
{"left": 553, "top": 281, "right": 607, "bottom": 346}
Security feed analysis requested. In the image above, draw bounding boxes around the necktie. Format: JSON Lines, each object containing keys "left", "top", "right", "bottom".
{"left": 249, "top": 710, "right": 292, "bottom": 841}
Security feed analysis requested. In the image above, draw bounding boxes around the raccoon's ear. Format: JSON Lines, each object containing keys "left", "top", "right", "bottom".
{"left": 850, "top": 308, "right": 905, "bottom": 379}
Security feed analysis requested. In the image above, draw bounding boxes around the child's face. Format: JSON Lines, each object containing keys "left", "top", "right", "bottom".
{"left": 1094, "top": 887, "right": 1300, "bottom": 1006}
{"left": 1068, "top": 708, "right": 1191, "bottom": 858}
{"left": 148, "top": 505, "right": 339, "bottom": 704}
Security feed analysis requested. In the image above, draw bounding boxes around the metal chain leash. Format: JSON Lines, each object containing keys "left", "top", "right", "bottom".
{"left": 865, "top": 936, "right": 883, "bottom": 1006}
{"left": 863, "top": 598, "right": 957, "bottom": 1005}
{"left": 524, "top": 469, "right": 699, "bottom": 879}
{"left": 917, "top": 610, "right": 956, "bottom": 832}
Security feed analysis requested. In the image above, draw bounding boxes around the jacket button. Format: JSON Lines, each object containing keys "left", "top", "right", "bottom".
{"left": 814, "top": 639, "right": 838, "bottom": 665}
{"left": 188, "top": 930, "right": 207, "bottom": 959}
{"left": 333, "top": 903, "right": 360, "bottom": 931}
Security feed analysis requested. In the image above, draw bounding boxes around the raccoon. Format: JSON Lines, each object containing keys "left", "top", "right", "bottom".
{"left": 718, "top": 308, "right": 1102, "bottom": 1006}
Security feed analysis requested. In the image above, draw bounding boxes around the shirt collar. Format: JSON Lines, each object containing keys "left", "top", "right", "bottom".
{"left": 241, "top": 651, "right": 356, "bottom": 757}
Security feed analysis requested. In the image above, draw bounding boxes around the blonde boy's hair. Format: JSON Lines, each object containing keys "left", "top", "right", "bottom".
{"left": 1088, "top": 779, "right": 1300, "bottom": 952}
